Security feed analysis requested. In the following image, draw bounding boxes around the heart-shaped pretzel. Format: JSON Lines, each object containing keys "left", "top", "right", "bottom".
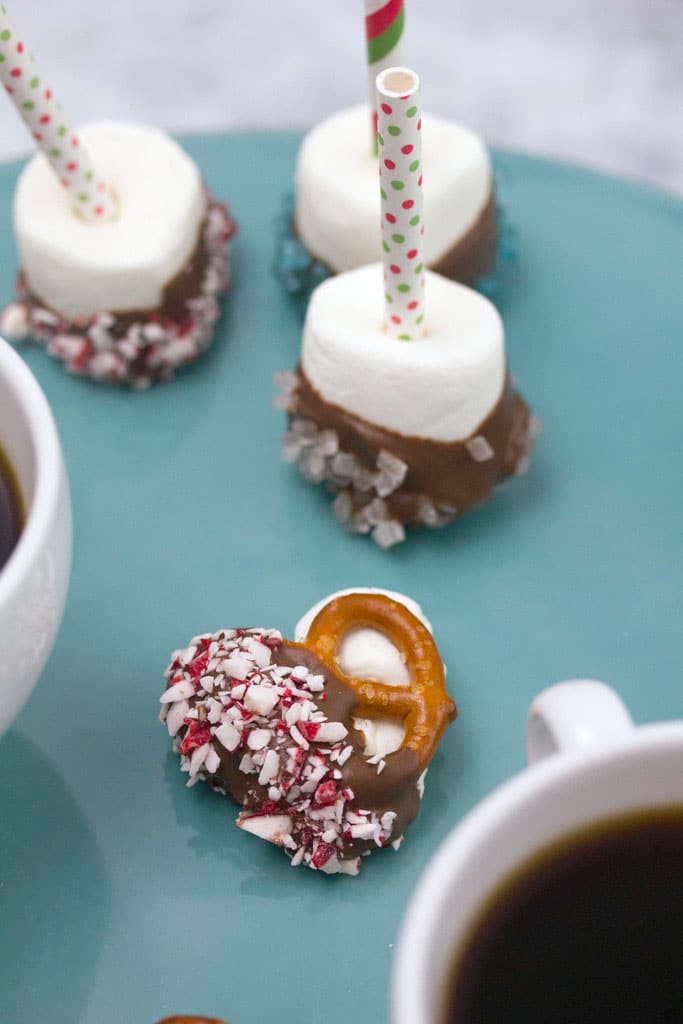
{"left": 303, "top": 592, "right": 456, "bottom": 768}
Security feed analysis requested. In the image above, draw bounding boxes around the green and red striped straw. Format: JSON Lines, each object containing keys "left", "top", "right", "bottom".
{"left": 0, "top": 2, "right": 115, "bottom": 221}
{"left": 365, "top": 0, "right": 405, "bottom": 153}
{"left": 377, "top": 67, "right": 425, "bottom": 341}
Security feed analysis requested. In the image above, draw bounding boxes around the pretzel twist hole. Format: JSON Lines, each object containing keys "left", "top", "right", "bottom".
{"left": 305, "top": 593, "right": 456, "bottom": 768}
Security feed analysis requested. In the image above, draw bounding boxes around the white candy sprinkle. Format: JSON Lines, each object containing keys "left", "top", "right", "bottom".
{"left": 285, "top": 703, "right": 301, "bottom": 727}
{"left": 238, "top": 814, "right": 292, "bottom": 844}
{"left": 160, "top": 679, "right": 195, "bottom": 703}
{"left": 0, "top": 302, "right": 29, "bottom": 341}
{"left": 337, "top": 745, "right": 354, "bottom": 766}
{"left": 222, "top": 657, "right": 251, "bottom": 680}
{"left": 215, "top": 722, "right": 241, "bottom": 753}
{"left": 259, "top": 748, "right": 280, "bottom": 786}
{"left": 239, "top": 753, "right": 256, "bottom": 774}
{"left": 289, "top": 725, "right": 308, "bottom": 749}
{"left": 306, "top": 674, "right": 325, "bottom": 693}
{"left": 242, "top": 638, "right": 272, "bottom": 669}
{"left": 372, "top": 520, "right": 406, "bottom": 549}
{"left": 207, "top": 700, "right": 223, "bottom": 725}
{"left": 315, "top": 722, "right": 348, "bottom": 743}
{"left": 377, "top": 759, "right": 386, "bottom": 775}
{"left": 381, "top": 811, "right": 397, "bottom": 833}
{"left": 465, "top": 435, "right": 495, "bottom": 462}
{"left": 166, "top": 699, "right": 190, "bottom": 738}
{"left": 247, "top": 728, "right": 272, "bottom": 751}
{"left": 205, "top": 747, "right": 220, "bottom": 775}
{"left": 290, "top": 846, "right": 306, "bottom": 867}
{"left": 190, "top": 743, "right": 210, "bottom": 776}
{"left": 244, "top": 684, "right": 279, "bottom": 716}
{"left": 350, "top": 823, "right": 378, "bottom": 840}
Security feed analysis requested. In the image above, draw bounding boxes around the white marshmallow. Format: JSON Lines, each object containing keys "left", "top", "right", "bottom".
{"left": 295, "top": 104, "right": 492, "bottom": 273}
{"left": 301, "top": 265, "right": 505, "bottom": 442}
{"left": 295, "top": 588, "right": 434, "bottom": 759}
{"left": 14, "top": 121, "right": 206, "bottom": 319}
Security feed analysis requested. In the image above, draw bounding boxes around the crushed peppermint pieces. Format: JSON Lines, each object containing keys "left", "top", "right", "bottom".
{"left": 3, "top": 196, "right": 235, "bottom": 388}
{"left": 160, "top": 627, "right": 399, "bottom": 875}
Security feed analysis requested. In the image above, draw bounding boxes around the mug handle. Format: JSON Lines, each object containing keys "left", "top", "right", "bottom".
{"left": 526, "top": 679, "right": 634, "bottom": 766}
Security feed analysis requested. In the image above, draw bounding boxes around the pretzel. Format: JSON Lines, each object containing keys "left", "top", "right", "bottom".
{"left": 155, "top": 1017, "right": 227, "bottom": 1024}
{"left": 303, "top": 592, "right": 456, "bottom": 768}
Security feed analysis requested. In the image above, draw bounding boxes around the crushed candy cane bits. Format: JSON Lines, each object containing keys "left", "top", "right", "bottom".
{"left": 160, "top": 628, "right": 401, "bottom": 875}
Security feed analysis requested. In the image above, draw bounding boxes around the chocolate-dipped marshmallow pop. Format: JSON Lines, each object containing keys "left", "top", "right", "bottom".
{"left": 0, "top": 4, "right": 235, "bottom": 387}
{"left": 278, "top": 68, "right": 537, "bottom": 547}
{"left": 276, "top": 2, "right": 502, "bottom": 299}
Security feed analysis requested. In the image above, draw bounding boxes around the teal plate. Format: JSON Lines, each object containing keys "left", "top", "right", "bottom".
{"left": 0, "top": 133, "right": 682, "bottom": 1024}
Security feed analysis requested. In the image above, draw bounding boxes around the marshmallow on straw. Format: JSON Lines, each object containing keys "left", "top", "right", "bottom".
{"left": 0, "top": 2, "right": 115, "bottom": 221}
{"left": 377, "top": 67, "right": 424, "bottom": 341}
{"left": 365, "top": 0, "right": 405, "bottom": 151}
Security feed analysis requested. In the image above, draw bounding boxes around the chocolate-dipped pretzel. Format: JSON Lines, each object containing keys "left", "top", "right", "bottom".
{"left": 160, "top": 593, "right": 455, "bottom": 875}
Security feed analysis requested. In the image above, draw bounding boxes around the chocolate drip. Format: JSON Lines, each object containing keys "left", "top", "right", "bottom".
{"left": 197, "top": 641, "right": 422, "bottom": 858}
{"left": 292, "top": 367, "right": 533, "bottom": 524}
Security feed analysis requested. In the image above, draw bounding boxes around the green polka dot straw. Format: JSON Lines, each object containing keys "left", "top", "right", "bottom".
{"left": 0, "top": 3, "right": 115, "bottom": 221}
{"left": 376, "top": 66, "right": 425, "bottom": 341}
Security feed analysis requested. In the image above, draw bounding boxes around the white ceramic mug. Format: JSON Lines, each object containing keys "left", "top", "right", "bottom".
{"left": 391, "top": 679, "right": 683, "bottom": 1024}
{"left": 0, "top": 336, "right": 72, "bottom": 737}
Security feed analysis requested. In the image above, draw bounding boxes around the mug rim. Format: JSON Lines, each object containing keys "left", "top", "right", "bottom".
{"left": 392, "top": 719, "right": 683, "bottom": 1024}
{"left": 0, "top": 337, "right": 63, "bottom": 607}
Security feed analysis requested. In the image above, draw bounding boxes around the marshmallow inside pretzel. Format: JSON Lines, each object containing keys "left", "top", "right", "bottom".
{"left": 295, "top": 587, "right": 436, "bottom": 760}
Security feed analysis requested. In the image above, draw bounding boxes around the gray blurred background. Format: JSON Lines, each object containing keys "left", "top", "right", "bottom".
{"left": 1, "top": 0, "right": 681, "bottom": 193}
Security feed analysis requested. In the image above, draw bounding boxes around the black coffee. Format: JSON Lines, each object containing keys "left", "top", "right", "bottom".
{"left": 443, "top": 807, "right": 683, "bottom": 1023}
{"left": 0, "top": 444, "right": 22, "bottom": 571}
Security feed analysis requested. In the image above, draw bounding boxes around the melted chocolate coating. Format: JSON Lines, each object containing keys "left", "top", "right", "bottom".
{"left": 296, "top": 186, "right": 496, "bottom": 286}
{"left": 192, "top": 641, "right": 422, "bottom": 858}
{"left": 22, "top": 199, "right": 231, "bottom": 331}
{"left": 292, "top": 367, "right": 532, "bottom": 523}
{"left": 114, "top": 213, "right": 208, "bottom": 329}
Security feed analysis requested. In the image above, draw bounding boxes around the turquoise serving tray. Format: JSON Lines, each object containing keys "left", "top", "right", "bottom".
{"left": 0, "top": 133, "right": 681, "bottom": 1024}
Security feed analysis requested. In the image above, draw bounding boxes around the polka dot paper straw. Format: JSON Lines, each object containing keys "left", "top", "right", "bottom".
{"left": 377, "top": 67, "right": 424, "bottom": 341}
{"left": 365, "top": 0, "right": 405, "bottom": 153}
{"left": 0, "top": 3, "right": 115, "bottom": 221}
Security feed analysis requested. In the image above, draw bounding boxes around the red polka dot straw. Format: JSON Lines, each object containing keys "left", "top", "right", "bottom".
{"left": 365, "top": 0, "right": 405, "bottom": 153}
{"left": 0, "top": 2, "right": 115, "bottom": 222}
{"left": 376, "top": 66, "right": 425, "bottom": 341}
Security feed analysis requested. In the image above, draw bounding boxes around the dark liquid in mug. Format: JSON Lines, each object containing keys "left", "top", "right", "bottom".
{"left": 0, "top": 444, "right": 23, "bottom": 571}
{"left": 443, "top": 807, "right": 683, "bottom": 1023}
